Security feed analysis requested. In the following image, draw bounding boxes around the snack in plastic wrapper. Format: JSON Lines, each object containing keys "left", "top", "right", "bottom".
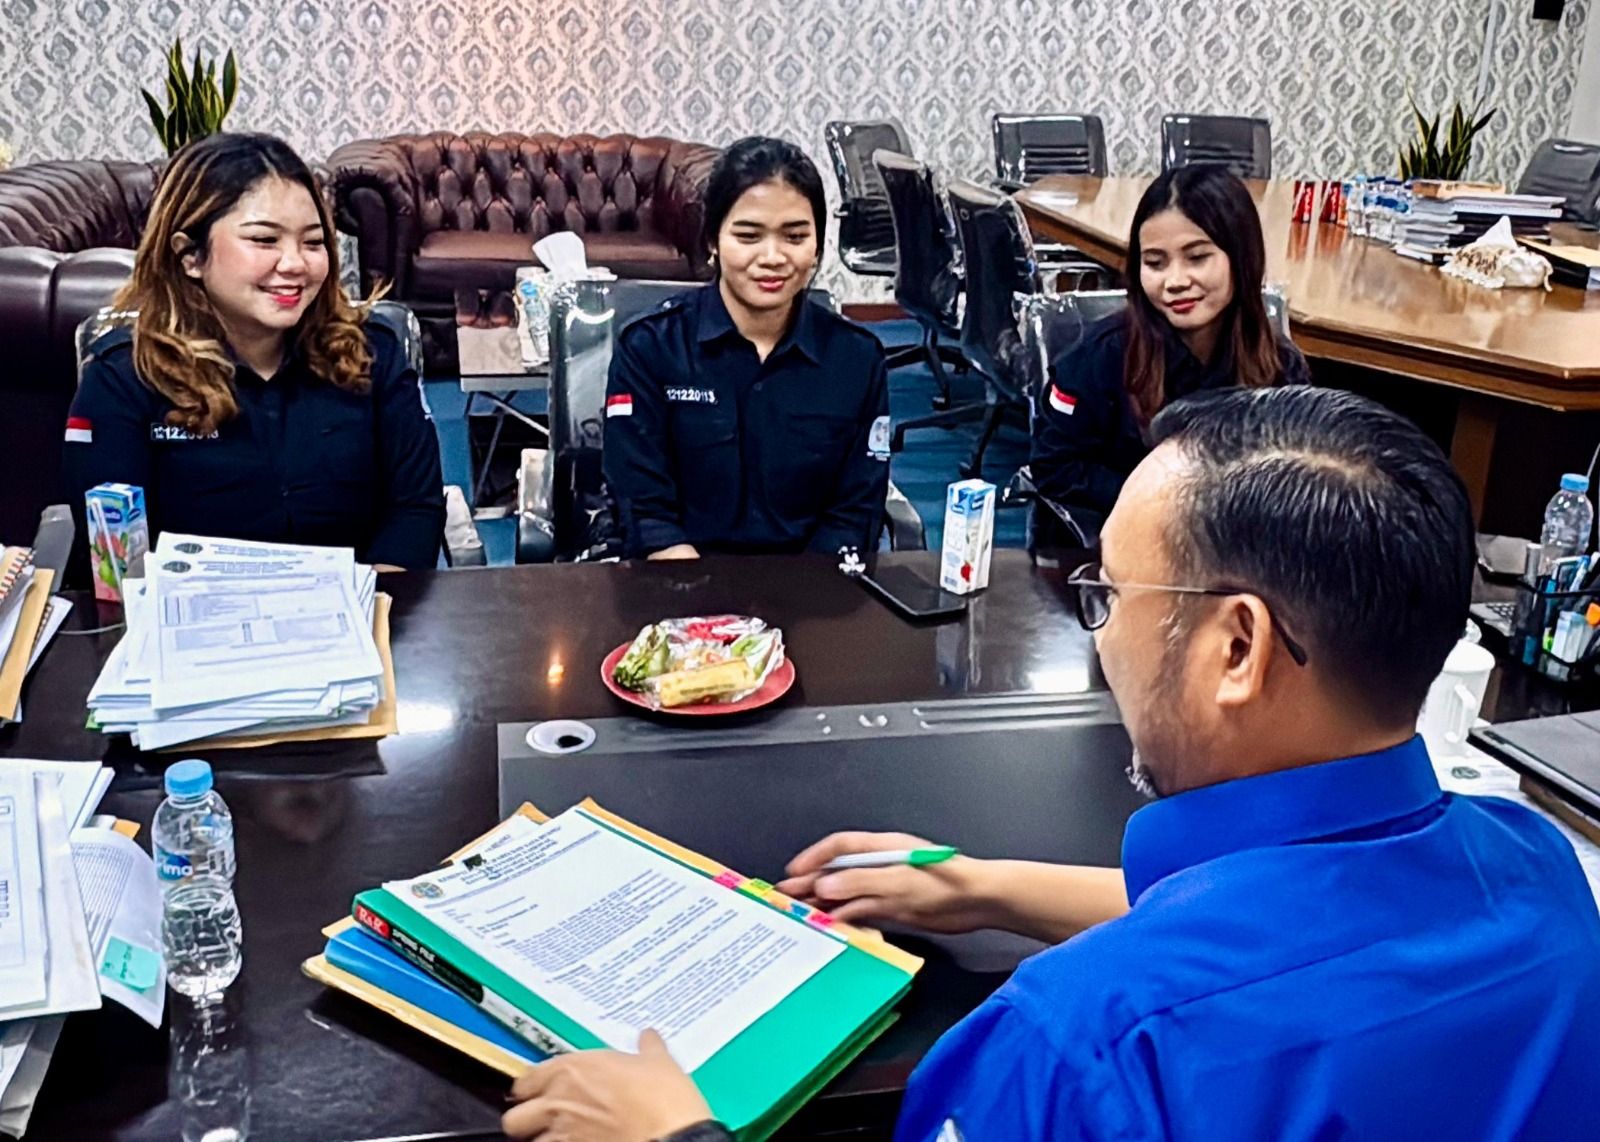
{"left": 611, "top": 615, "right": 785, "bottom": 708}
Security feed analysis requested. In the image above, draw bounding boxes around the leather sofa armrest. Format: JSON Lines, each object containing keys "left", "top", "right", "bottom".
{"left": 0, "top": 246, "right": 133, "bottom": 392}
{"left": 328, "top": 139, "right": 422, "bottom": 297}
{"left": 654, "top": 141, "right": 721, "bottom": 279}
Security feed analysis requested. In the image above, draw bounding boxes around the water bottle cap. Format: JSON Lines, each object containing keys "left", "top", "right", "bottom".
{"left": 1560, "top": 473, "right": 1590, "bottom": 493}
{"left": 164, "top": 759, "right": 213, "bottom": 799}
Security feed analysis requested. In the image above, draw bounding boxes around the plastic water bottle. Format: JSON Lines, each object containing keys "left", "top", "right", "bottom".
{"left": 1539, "top": 473, "right": 1595, "bottom": 571}
{"left": 154, "top": 760, "right": 243, "bottom": 999}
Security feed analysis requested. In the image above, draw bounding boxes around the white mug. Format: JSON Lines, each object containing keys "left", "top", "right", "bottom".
{"left": 1418, "top": 640, "right": 1497, "bottom": 759}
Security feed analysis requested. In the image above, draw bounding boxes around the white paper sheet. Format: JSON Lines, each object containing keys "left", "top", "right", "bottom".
{"left": 0, "top": 777, "right": 101, "bottom": 1023}
{"left": 387, "top": 808, "right": 843, "bottom": 1071}
{"left": 149, "top": 568, "right": 379, "bottom": 710}
{"left": 0, "top": 1015, "right": 63, "bottom": 1136}
{"left": 71, "top": 826, "right": 166, "bottom": 1028}
{"left": 0, "top": 768, "right": 47, "bottom": 1012}
{"left": 0, "top": 761, "right": 111, "bottom": 832}
{"left": 25, "top": 597, "right": 71, "bottom": 673}
{"left": 0, "top": 1021, "right": 35, "bottom": 1099}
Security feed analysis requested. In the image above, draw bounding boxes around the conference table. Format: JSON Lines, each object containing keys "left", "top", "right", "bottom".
{"left": 6, "top": 554, "right": 1593, "bottom": 1141}
{"left": 3, "top": 552, "right": 1135, "bottom": 1142}
{"left": 1016, "top": 177, "right": 1600, "bottom": 529}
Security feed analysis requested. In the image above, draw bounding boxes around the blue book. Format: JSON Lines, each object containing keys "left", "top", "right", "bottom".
{"left": 325, "top": 925, "right": 545, "bottom": 1065}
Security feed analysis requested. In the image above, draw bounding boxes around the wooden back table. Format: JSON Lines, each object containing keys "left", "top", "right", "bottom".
{"left": 1017, "top": 177, "right": 1600, "bottom": 523}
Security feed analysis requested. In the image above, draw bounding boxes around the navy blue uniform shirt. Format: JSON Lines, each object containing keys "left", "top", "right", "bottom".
{"left": 895, "top": 737, "right": 1600, "bottom": 1141}
{"left": 602, "top": 283, "right": 890, "bottom": 558}
{"left": 63, "top": 321, "right": 445, "bottom": 569}
{"left": 1031, "top": 313, "right": 1310, "bottom": 527}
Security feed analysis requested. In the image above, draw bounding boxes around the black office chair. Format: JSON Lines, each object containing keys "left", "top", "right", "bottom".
{"left": 1517, "top": 139, "right": 1600, "bottom": 226}
{"left": 1006, "top": 290, "right": 1130, "bottom": 555}
{"left": 874, "top": 149, "right": 985, "bottom": 443}
{"left": 992, "top": 113, "right": 1108, "bottom": 189}
{"left": 1005, "top": 284, "right": 1293, "bottom": 556}
{"left": 943, "top": 178, "right": 1051, "bottom": 481}
{"left": 824, "top": 119, "right": 909, "bottom": 278}
{"left": 1161, "top": 114, "right": 1272, "bottom": 179}
{"left": 520, "top": 281, "right": 925, "bottom": 561}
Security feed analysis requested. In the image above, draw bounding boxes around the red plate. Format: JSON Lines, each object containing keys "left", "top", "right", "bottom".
{"left": 600, "top": 643, "right": 796, "bottom": 716}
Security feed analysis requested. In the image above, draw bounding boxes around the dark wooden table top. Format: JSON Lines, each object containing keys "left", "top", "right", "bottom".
{"left": 7, "top": 553, "right": 1593, "bottom": 1141}
{"left": 4, "top": 552, "right": 1109, "bottom": 1142}
{"left": 1016, "top": 176, "right": 1600, "bottom": 410}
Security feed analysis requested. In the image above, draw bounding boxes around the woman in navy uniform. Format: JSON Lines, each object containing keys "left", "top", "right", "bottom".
{"left": 63, "top": 133, "right": 444, "bottom": 571}
{"left": 1030, "top": 164, "right": 1309, "bottom": 537}
{"left": 602, "top": 137, "right": 890, "bottom": 560}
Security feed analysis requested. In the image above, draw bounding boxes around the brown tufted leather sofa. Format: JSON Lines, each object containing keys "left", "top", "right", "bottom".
{"left": 329, "top": 131, "right": 721, "bottom": 370}
{"left": 0, "top": 159, "right": 160, "bottom": 544}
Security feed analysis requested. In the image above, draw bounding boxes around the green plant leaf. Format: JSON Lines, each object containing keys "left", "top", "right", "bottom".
{"left": 221, "top": 51, "right": 237, "bottom": 119}
{"left": 141, "top": 88, "right": 167, "bottom": 144}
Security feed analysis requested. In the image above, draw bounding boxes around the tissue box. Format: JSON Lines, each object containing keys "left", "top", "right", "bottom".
{"left": 85, "top": 483, "right": 148, "bottom": 603}
{"left": 940, "top": 480, "right": 995, "bottom": 595}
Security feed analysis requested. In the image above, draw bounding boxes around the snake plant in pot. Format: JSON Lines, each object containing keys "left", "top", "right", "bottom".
{"left": 1399, "top": 97, "right": 1497, "bottom": 181}
{"left": 142, "top": 39, "right": 239, "bottom": 156}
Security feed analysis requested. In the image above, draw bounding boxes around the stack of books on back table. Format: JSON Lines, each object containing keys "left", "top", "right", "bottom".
{"left": 1396, "top": 190, "right": 1565, "bottom": 263}
{"left": 0, "top": 547, "right": 72, "bottom": 728}
{"left": 86, "top": 534, "right": 394, "bottom": 751}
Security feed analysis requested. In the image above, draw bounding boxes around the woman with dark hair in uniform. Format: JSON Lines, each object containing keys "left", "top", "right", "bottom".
{"left": 602, "top": 136, "right": 890, "bottom": 560}
{"left": 63, "top": 132, "right": 444, "bottom": 570}
{"left": 1030, "top": 163, "right": 1309, "bottom": 536}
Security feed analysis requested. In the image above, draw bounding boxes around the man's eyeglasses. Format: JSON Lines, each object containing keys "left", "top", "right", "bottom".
{"left": 1065, "top": 562, "right": 1309, "bottom": 667}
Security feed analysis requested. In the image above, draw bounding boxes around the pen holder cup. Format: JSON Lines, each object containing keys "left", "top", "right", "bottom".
{"left": 1509, "top": 582, "right": 1600, "bottom": 684}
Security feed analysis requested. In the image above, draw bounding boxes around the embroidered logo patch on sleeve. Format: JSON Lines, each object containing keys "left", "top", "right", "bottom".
{"left": 64, "top": 416, "right": 93, "bottom": 444}
{"left": 868, "top": 414, "right": 892, "bottom": 460}
{"left": 1048, "top": 385, "right": 1078, "bottom": 415}
{"left": 605, "top": 394, "right": 634, "bottom": 418}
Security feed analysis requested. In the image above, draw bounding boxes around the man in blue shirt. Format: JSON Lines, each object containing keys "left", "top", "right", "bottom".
{"left": 500, "top": 386, "right": 1600, "bottom": 1141}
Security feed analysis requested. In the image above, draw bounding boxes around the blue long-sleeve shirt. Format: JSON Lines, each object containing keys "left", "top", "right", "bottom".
{"left": 63, "top": 320, "right": 444, "bottom": 570}
{"left": 602, "top": 283, "right": 890, "bottom": 558}
{"left": 894, "top": 737, "right": 1600, "bottom": 1141}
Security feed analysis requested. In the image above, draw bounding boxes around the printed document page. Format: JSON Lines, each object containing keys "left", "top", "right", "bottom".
{"left": 153, "top": 532, "right": 354, "bottom": 578}
{"left": 150, "top": 569, "right": 379, "bottom": 710}
{"left": 71, "top": 826, "right": 165, "bottom": 1028}
{"left": 0, "top": 769, "right": 46, "bottom": 1011}
{"left": 387, "top": 808, "right": 843, "bottom": 1070}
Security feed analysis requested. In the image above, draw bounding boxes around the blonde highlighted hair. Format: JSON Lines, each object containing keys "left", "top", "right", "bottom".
{"left": 117, "top": 132, "right": 373, "bottom": 435}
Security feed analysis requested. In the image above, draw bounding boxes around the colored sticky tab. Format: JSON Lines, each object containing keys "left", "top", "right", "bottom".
{"left": 99, "top": 937, "right": 161, "bottom": 992}
{"left": 713, "top": 870, "right": 743, "bottom": 889}
{"left": 788, "top": 901, "right": 810, "bottom": 917}
{"left": 740, "top": 878, "right": 772, "bottom": 896}
{"left": 806, "top": 911, "right": 836, "bottom": 929}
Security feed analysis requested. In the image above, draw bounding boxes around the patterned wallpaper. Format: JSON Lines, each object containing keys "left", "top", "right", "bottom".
{"left": 0, "top": 0, "right": 1590, "bottom": 300}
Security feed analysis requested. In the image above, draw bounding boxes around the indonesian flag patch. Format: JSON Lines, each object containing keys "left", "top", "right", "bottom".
{"left": 605, "top": 394, "right": 634, "bottom": 418}
{"left": 1048, "top": 385, "right": 1077, "bottom": 416}
{"left": 64, "top": 416, "right": 93, "bottom": 443}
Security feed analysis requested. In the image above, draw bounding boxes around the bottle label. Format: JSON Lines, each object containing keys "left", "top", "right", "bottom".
{"left": 156, "top": 846, "right": 193, "bottom": 883}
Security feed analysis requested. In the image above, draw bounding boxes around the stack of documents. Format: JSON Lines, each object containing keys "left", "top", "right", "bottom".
{"left": 1398, "top": 192, "right": 1564, "bottom": 257}
{"left": 0, "top": 758, "right": 161, "bottom": 1137}
{"left": 0, "top": 547, "right": 71, "bottom": 728}
{"left": 305, "top": 801, "right": 923, "bottom": 1142}
{"left": 86, "top": 534, "right": 394, "bottom": 751}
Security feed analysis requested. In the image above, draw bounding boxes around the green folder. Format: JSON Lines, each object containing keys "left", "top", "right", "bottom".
{"left": 350, "top": 800, "right": 923, "bottom": 1141}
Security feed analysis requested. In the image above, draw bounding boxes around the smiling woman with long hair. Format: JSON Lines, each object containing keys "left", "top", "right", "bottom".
{"left": 601, "top": 136, "right": 891, "bottom": 560}
{"left": 1030, "top": 164, "right": 1309, "bottom": 537}
{"left": 63, "top": 132, "right": 444, "bottom": 570}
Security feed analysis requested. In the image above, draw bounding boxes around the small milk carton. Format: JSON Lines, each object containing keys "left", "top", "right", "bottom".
{"left": 939, "top": 479, "right": 995, "bottom": 595}
{"left": 85, "top": 483, "right": 149, "bottom": 602}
